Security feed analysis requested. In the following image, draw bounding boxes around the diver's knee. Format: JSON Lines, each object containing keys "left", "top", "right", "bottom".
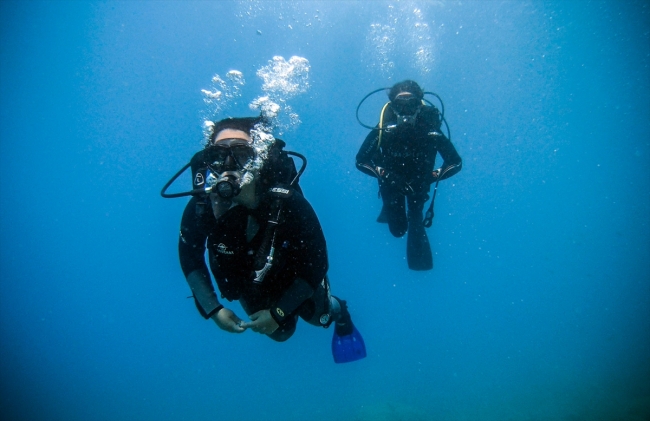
{"left": 268, "top": 318, "right": 297, "bottom": 342}
{"left": 387, "top": 210, "right": 408, "bottom": 237}
{"left": 389, "top": 224, "right": 407, "bottom": 237}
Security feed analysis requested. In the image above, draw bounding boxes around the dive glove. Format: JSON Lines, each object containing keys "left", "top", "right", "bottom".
{"left": 376, "top": 167, "right": 414, "bottom": 196}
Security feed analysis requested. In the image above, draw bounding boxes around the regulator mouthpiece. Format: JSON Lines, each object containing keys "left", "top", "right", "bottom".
{"left": 396, "top": 113, "right": 418, "bottom": 126}
{"left": 214, "top": 172, "right": 242, "bottom": 199}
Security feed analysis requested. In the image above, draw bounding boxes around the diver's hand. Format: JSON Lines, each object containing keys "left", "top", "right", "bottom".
{"left": 240, "top": 310, "right": 279, "bottom": 335}
{"left": 378, "top": 169, "right": 414, "bottom": 196}
{"left": 211, "top": 307, "right": 247, "bottom": 333}
{"left": 430, "top": 169, "right": 441, "bottom": 183}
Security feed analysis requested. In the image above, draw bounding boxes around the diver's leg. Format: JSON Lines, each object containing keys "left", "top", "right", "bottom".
{"left": 267, "top": 316, "right": 298, "bottom": 342}
{"left": 298, "top": 277, "right": 366, "bottom": 362}
{"left": 406, "top": 192, "right": 433, "bottom": 270}
{"left": 380, "top": 185, "right": 407, "bottom": 237}
{"left": 298, "top": 277, "right": 355, "bottom": 334}
{"left": 298, "top": 277, "right": 337, "bottom": 327}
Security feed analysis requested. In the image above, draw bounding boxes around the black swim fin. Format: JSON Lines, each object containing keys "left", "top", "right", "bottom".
{"left": 407, "top": 220, "right": 433, "bottom": 271}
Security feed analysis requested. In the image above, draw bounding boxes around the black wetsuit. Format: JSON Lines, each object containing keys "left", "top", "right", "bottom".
{"left": 356, "top": 105, "right": 462, "bottom": 269}
{"left": 178, "top": 189, "right": 331, "bottom": 341}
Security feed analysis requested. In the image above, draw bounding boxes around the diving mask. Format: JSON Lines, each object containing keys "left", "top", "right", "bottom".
{"left": 391, "top": 93, "right": 422, "bottom": 126}
{"left": 204, "top": 138, "right": 256, "bottom": 199}
{"left": 204, "top": 138, "right": 256, "bottom": 172}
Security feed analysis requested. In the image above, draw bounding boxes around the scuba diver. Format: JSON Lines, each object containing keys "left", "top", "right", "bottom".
{"left": 161, "top": 116, "right": 366, "bottom": 363}
{"left": 356, "top": 80, "right": 462, "bottom": 271}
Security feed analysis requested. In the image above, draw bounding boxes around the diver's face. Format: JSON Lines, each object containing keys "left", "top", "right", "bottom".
{"left": 391, "top": 92, "right": 421, "bottom": 116}
{"left": 209, "top": 128, "right": 258, "bottom": 214}
{"left": 391, "top": 92, "right": 422, "bottom": 127}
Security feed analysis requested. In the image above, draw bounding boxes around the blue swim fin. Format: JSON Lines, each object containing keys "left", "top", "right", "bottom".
{"left": 332, "top": 325, "right": 367, "bottom": 364}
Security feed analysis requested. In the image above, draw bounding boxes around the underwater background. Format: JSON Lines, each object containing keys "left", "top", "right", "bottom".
{"left": 1, "top": 1, "right": 649, "bottom": 420}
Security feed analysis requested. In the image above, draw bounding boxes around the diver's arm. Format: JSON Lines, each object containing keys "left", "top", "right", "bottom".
{"left": 179, "top": 201, "right": 245, "bottom": 333}
{"left": 178, "top": 197, "right": 222, "bottom": 318}
{"left": 186, "top": 269, "right": 223, "bottom": 318}
{"left": 355, "top": 129, "right": 381, "bottom": 178}
{"left": 432, "top": 134, "right": 462, "bottom": 181}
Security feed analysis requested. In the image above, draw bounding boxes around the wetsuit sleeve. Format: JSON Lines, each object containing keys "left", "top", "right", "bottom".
{"left": 435, "top": 133, "right": 463, "bottom": 180}
{"left": 355, "top": 129, "right": 381, "bottom": 178}
{"left": 179, "top": 196, "right": 222, "bottom": 319}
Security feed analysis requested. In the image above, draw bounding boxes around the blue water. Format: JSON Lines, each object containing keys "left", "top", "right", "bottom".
{"left": 1, "top": 1, "right": 648, "bottom": 420}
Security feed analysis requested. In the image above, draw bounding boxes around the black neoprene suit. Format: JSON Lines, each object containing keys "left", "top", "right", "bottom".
{"left": 356, "top": 105, "right": 462, "bottom": 237}
{"left": 178, "top": 189, "right": 331, "bottom": 342}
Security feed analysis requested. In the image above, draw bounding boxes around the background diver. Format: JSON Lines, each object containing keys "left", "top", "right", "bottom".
{"left": 356, "top": 80, "right": 462, "bottom": 271}
{"left": 162, "top": 116, "right": 366, "bottom": 363}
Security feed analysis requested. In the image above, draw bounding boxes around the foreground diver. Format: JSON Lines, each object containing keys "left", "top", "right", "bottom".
{"left": 356, "top": 80, "right": 462, "bottom": 271}
{"left": 161, "top": 116, "right": 366, "bottom": 363}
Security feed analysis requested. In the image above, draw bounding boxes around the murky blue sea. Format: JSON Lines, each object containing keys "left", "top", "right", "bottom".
{"left": 1, "top": 1, "right": 649, "bottom": 420}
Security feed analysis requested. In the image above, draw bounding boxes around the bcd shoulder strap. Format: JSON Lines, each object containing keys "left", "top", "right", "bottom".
{"left": 252, "top": 185, "right": 294, "bottom": 284}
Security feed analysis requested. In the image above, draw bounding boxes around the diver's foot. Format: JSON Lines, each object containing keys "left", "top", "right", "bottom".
{"left": 331, "top": 298, "right": 366, "bottom": 363}
{"left": 333, "top": 298, "right": 354, "bottom": 336}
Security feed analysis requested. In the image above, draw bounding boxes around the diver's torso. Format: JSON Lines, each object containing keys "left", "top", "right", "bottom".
{"left": 208, "top": 206, "right": 257, "bottom": 286}
{"left": 379, "top": 106, "right": 440, "bottom": 178}
{"left": 206, "top": 196, "right": 310, "bottom": 302}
